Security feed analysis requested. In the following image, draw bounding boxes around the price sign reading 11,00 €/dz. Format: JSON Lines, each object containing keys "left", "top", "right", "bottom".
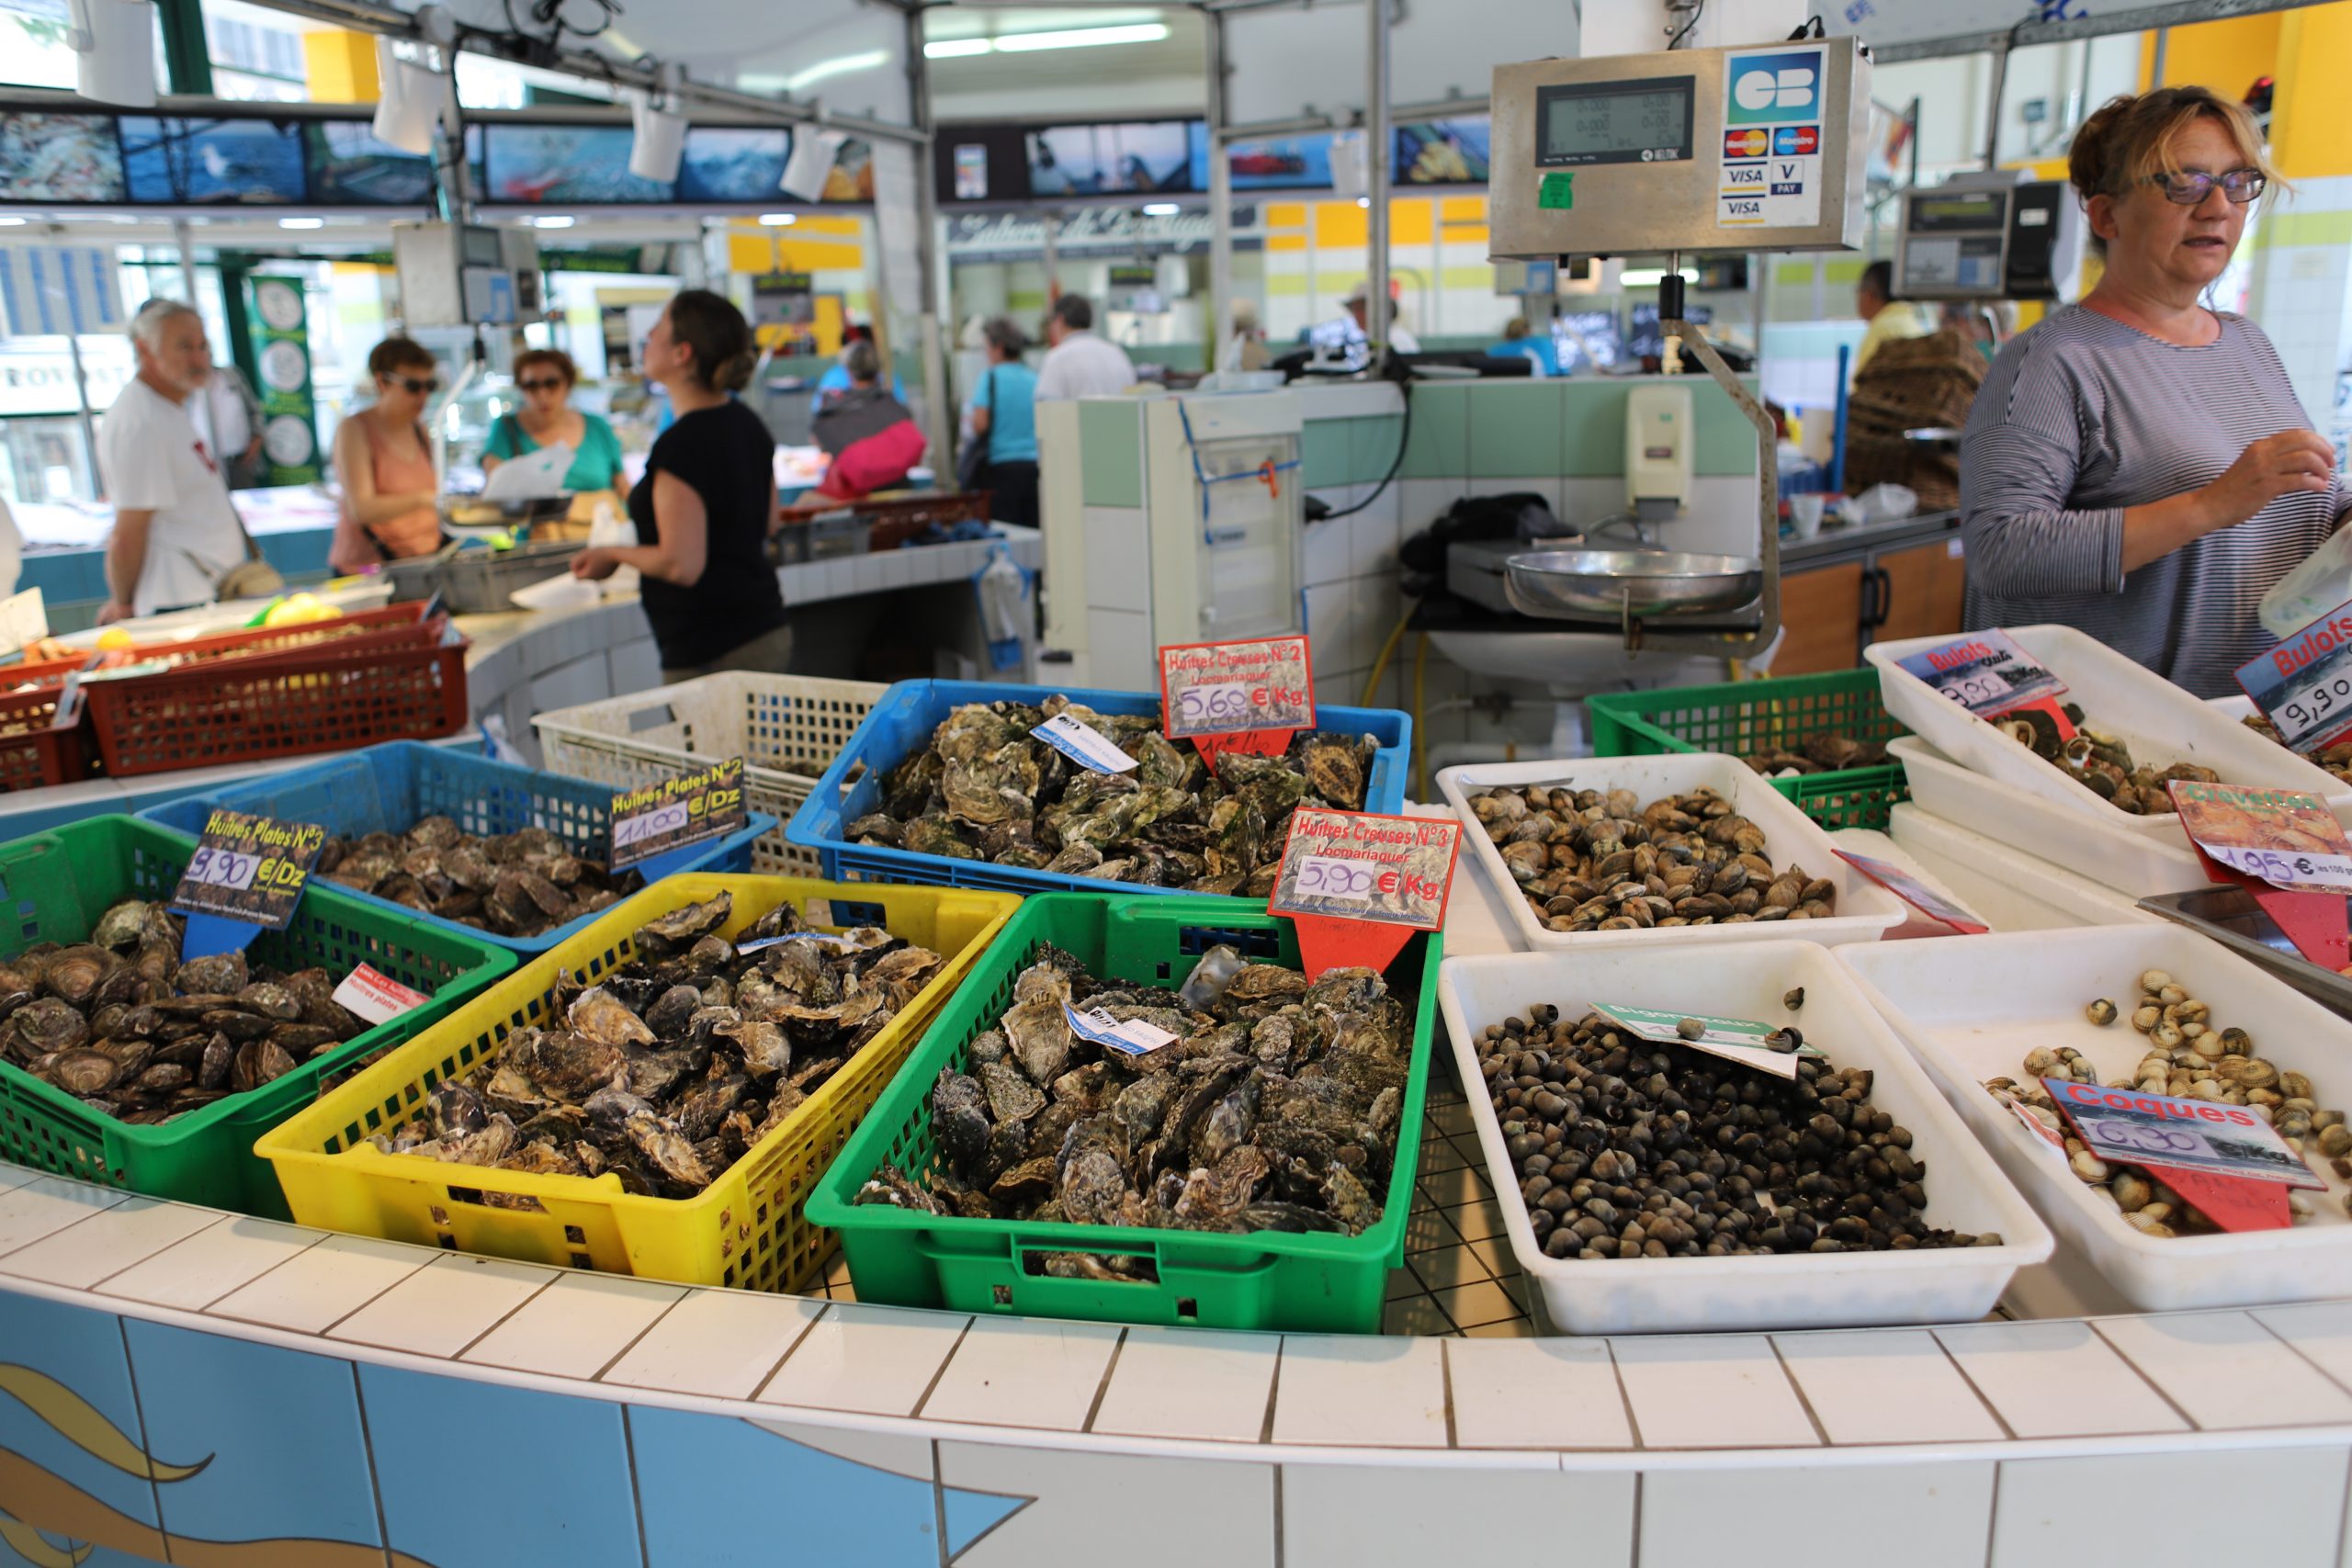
{"left": 1159, "top": 637, "right": 1314, "bottom": 740}
{"left": 610, "top": 758, "right": 747, "bottom": 872}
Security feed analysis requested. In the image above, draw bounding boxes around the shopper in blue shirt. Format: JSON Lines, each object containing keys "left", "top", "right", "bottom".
{"left": 1487, "top": 317, "right": 1560, "bottom": 376}
{"left": 965, "top": 316, "right": 1039, "bottom": 525}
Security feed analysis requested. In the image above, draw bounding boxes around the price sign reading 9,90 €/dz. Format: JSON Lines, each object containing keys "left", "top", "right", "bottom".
{"left": 2234, "top": 596, "right": 2352, "bottom": 755}
{"left": 610, "top": 758, "right": 747, "bottom": 873}
{"left": 1271, "top": 807, "right": 1461, "bottom": 979}
{"left": 1159, "top": 637, "right": 1314, "bottom": 740}
{"left": 171, "top": 810, "right": 327, "bottom": 932}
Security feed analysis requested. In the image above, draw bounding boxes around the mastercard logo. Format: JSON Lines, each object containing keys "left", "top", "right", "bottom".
{"left": 1724, "top": 129, "right": 1770, "bottom": 159}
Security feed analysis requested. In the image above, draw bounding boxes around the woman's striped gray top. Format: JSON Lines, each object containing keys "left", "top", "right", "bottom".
{"left": 1960, "top": 304, "right": 2351, "bottom": 697}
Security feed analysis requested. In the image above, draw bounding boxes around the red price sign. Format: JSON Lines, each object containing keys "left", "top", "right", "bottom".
{"left": 1159, "top": 637, "right": 1315, "bottom": 741}
{"left": 1270, "top": 807, "right": 1460, "bottom": 978}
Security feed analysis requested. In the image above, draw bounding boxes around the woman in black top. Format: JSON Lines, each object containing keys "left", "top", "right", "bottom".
{"left": 571, "top": 289, "right": 791, "bottom": 682}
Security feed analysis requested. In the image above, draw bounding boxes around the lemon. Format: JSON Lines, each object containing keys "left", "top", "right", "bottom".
{"left": 96, "top": 627, "right": 135, "bottom": 652}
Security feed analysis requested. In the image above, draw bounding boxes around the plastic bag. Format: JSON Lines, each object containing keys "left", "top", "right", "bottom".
{"left": 587, "top": 499, "right": 639, "bottom": 600}
{"left": 2262, "top": 525, "right": 2352, "bottom": 638}
{"left": 1179, "top": 944, "right": 1249, "bottom": 1010}
{"left": 973, "top": 544, "right": 1030, "bottom": 671}
{"left": 1853, "top": 482, "right": 1917, "bottom": 524}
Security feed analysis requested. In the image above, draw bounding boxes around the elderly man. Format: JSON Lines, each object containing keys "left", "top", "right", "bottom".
{"left": 1034, "top": 294, "right": 1136, "bottom": 401}
{"left": 96, "top": 299, "right": 249, "bottom": 624}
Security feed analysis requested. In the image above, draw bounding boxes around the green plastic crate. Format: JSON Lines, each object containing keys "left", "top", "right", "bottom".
{"left": 806, "top": 894, "right": 1441, "bottom": 1334}
{"left": 0, "top": 816, "right": 516, "bottom": 1219}
{"left": 1587, "top": 670, "right": 1913, "bottom": 832}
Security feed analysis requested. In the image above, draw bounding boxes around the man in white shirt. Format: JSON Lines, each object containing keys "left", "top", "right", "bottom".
{"left": 1340, "top": 279, "right": 1419, "bottom": 357}
{"left": 96, "top": 300, "right": 249, "bottom": 624}
{"left": 1033, "top": 295, "right": 1136, "bottom": 401}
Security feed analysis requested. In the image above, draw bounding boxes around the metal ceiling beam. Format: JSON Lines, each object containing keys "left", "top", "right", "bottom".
{"left": 1212, "top": 95, "right": 1485, "bottom": 143}
{"left": 1867, "top": 0, "right": 2331, "bottom": 62}
{"left": 233, "top": 0, "right": 928, "bottom": 143}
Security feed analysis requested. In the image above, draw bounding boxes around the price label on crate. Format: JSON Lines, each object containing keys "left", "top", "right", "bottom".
{"left": 170, "top": 809, "right": 327, "bottom": 955}
{"left": 1895, "top": 630, "right": 2068, "bottom": 720}
{"left": 1269, "top": 807, "right": 1460, "bottom": 978}
{"left": 610, "top": 757, "right": 747, "bottom": 874}
{"left": 2234, "top": 595, "right": 2352, "bottom": 755}
{"left": 2167, "top": 781, "right": 2352, "bottom": 894}
{"left": 1159, "top": 636, "right": 1314, "bottom": 772}
{"left": 2043, "top": 1076, "right": 2315, "bottom": 1231}
{"left": 1063, "top": 1002, "right": 1180, "bottom": 1057}
{"left": 1032, "top": 713, "right": 1138, "bottom": 774}
{"left": 1832, "top": 850, "right": 1988, "bottom": 934}
{"left": 332, "top": 964, "right": 432, "bottom": 1027}
{"left": 1590, "top": 1002, "right": 1806, "bottom": 1080}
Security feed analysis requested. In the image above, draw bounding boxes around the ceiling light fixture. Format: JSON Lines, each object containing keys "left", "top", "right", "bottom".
{"left": 922, "top": 38, "right": 991, "bottom": 59}
{"left": 785, "top": 50, "right": 888, "bottom": 93}
{"left": 991, "top": 22, "right": 1170, "bottom": 51}
{"left": 758, "top": 212, "right": 797, "bottom": 226}
{"left": 1141, "top": 202, "right": 1180, "bottom": 216}
{"left": 531, "top": 215, "right": 576, "bottom": 229}
{"left": 278, "top": 217, "right": 325, "bottom": 230}
{"left": 1618, "top": 267, "right": 1699, "bottom": 287}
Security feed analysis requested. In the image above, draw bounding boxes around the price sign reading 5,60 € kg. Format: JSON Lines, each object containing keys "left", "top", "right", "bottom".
{"left": 1271, "top": 808, "right": 1460, "bottom": 978}
{"left": 1159, "top": 637, "right": 1314, "bottom": 739}
{"left": 171, "top": 810, "right": 327, "bottom": 933}
{"left": 611, "top": 758, "right": 747, "bottom": 873}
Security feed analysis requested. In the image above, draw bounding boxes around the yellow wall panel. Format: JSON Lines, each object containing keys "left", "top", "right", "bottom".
{"left": 303, "top": 31, "right": 379, "bottom": 103}
{"left": 1267, "top": 233, "right": 1308, "bottom": 251}
{"left": 726, "top": 233, "right": 865, "bottom": 273}
{"left": 2140, "top": 13, "right": 2278, "bottom": 95}
{"left": 2273, "top": 5, "right": 2352, "bottom": 179}
{"left": 1267, "top": 202, "right": 1308, "bottom": 229}
{"left": 1316, "top": 201, "right": 1369, "bottom": 246}
{"left": 1389, "top": 198, "right": 1434, "bottom": 244}
{"left": 1440, "top": 196, "right": 1487, "bottom": 221}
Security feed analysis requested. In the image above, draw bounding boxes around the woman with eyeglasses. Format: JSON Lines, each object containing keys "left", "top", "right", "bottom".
{"left": 329, "top": 336, "right": 447, "bottom": 573}
{"left": 1961, "top": 86, "right": 2348, "bottom": 695}
{"left": 481, "top": 347, "right": 626, "bottom": 526}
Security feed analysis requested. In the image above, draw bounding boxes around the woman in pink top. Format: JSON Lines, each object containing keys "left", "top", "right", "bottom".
{"left": 330, "top": 337, "right": 445, "bottom": 572}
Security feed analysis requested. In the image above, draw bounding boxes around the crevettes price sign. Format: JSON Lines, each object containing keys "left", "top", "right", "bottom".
{"left": 1270, "top": 807, "right": 1460, "bottom": 977}
{"left": 1159, "top": 636, "right": 1314, "bottom": 739}
{"left": 610, "top": 758, "right": 747, "bottom": 872}
{"left": 171, "top": 809, "right": 327, "bottom": 932}
{"left": 2166, "top": 780, "right": 2352, "bottom": 895}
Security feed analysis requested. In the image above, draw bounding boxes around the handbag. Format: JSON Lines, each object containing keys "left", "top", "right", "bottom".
{"left": 955, "top": 367, "right": 995, "bottom": 491}
{"left": 182, "top": 502, "right": 284, "bottom": 603}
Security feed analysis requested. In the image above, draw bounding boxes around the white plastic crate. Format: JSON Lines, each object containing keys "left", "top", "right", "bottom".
{"left": 1883, "top": 803, "right": 2165, "bottom": 931}
{"left": 1890, "top": 736, "right": 2208, "bottom": 899}
{"left": 1867, "top": 624, "right": 2352, "bottom": 839}
{"left": 1840, "top": 925, "right": 2352, "bottom": 1313}
{"left": 1437, "top": 754, "right": 1906, "bottom": 953}
{"left": 533, "top": 671, "right": 886, "bottom": 874}
{"left": 1438, "top": 941, "right": 2052, "bottom": 1334}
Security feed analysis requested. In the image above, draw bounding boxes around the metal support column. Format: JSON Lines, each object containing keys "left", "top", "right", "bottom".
{"left": 171, "top": 219, "right": 197, "bottom": 301}
{"left": 1206, "top": 9, "right": 1234, "bottom": 372}
{"left": 904, "top": 6, "right": 951, "bottom": 469}
{"left": 1364, "top": 0, "right": 1392, "bottom": 362}
{"left": 155, "top": 0, "right": 214, "bottom": 95}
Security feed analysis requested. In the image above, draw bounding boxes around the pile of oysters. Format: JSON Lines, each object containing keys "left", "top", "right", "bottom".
{"left": 317, "top": 818, "right": 639, "bottom": 939}
{"left": 2, "top": 898, "right": 369, "bottom": 1123}
{"left": 370, "top": 892, "right": 942, "bottom": 1198}
{"left": 854, "top": 943, "right": 1414, "bottom": 1268}
{"left": 844, "top": 695, "right": 1377, "bottom": 895}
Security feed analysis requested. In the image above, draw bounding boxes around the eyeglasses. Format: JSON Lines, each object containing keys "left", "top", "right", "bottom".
{"left": 516, "top": 378, "right": 565, "bottom": 391}
{"left": 389, "top": 374, "right": 441, "bottom": 395}
{"left": 2148, "top": 168, "right": 2267, "bottom": 205}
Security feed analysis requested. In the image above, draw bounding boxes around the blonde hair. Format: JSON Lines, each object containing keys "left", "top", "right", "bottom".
{"left": 2069, "top": 87, "right": 2280, "bottom": 250}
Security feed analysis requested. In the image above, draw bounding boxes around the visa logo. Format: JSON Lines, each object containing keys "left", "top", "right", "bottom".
{"left": 1726, "top": 165, "right": 1764, "bottom": 184}
{"left": 1723, "top": 198, "right": 1761, "bottom": 216}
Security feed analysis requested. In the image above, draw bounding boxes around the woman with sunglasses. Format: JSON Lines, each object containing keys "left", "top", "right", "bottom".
{"left": 481, "top": 347, "right": 626, "bottom": 526}
{"left": 329, "top": 336, "right": 447, "bottom": 573}
{"left": 1961, "top": 86, "right": 2348, "bottom": 695}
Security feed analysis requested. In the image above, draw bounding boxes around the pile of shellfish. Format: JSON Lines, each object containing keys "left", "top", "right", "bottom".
{"left": 370, "top": 892, "right": 942, "bottom": 1198}
{"left": 1, "top": 899, "right": 370, "bottom": 1123}
{"left": 1996, "top": 705, "right": 2221, "bottom": 815}
{"left": 1745, "top": 729, "right": 1889, "bottom": 777}
{"left": 317, "top": 818, "right": 639, "bottom": 939}
{"left": 854, "top": 944, "right": 1412, "bottom": 1267}
{"left": 844, "top": 696, "right": 1376, "bottom": 895}
{"left": 2241, "top": 713, "right": 2352, "bottom": 789}
{"left": 1465, "top": 784, "right": 1837, "bottom": 933}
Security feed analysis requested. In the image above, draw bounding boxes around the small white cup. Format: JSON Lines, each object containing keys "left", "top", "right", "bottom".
{"left": 1790, "top": 493, "right": 1826, "bottom": 539}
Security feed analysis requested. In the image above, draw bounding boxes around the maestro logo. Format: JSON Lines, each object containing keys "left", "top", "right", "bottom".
{"left": 1727, "top": 51, "right": 1822, "bottom": 125}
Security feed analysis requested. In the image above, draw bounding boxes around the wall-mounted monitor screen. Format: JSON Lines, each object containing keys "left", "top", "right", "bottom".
{"left": 0, "top": 112, "right": 129, "bottom": 203}
{"left": 678, "top": 127, "right": 790, "bottom": 202}
{"left": 1395, "top": 116, "right": 1491, "bottom": 185}
{"left": 120, "top": 116, "right": 305, "bottom": 204}
{"left": 1226, "top": 132, "right": 1332, "bottom": 191}
{"left": 1024, "top": 119, "right": 1204, "bottom": 197}
{"left": 303, "top": 120, "right": 435, "bottom": 206}
{"left": 481, "top": 123, "right": 673, "bottom": 204}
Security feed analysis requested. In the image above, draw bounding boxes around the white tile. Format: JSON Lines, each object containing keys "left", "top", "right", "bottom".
{"left": 1644, "top": 1461, "right": 1994, "bottom": 1568}
{"left": 1447, "top": 1337, "right": 1632, "bottom": 1450}
{"left": 1305, "top": 516, "right": 1353, "bottom": 587}
{"left": 0, "top": 1163, "right": 42, "bottom": 1194}
{"left": 1347, "top": 506, "right": 1403, "bottom": 580}
{"left": 1091, "top": 1325, "right": 1278, "bottom": 1443}
{"left": 940, "top": 1441, "right": 1274, "bottom": 1568}
{"left": 461, "top": 1271, "right": 684, "bottom": 1378}
{"left": 1350, "top": 575, "right": 1402, "bottom": 672}
{"left": 0, "top": 1176, "right": 127, "bottom": 1254}
{"left": 1398, "top": 477, "right": 1465, "bottom": 530}
{"left": 1772, "top": 1329, "right": 2005, "bottom": 1446}
{"left": 2093, "top": 1312, "right": 2352, "bottom": 1429}
{"left": 757, "top": 1303, "right": 970, "bottom": 1417}
{"left": 1995, "top": 1448, "right": 2347, "bottom": 1568}
{"left": 1083, "top": 607, "right": 1154, "bottom": 693}
{"left": 0, "top": 1196, "right": 224, "bottom": 1289}
{"left": 1935, "top": 1320, "right": 2188, "bottom": 1438}
{"left": 921, "top": 1315, "right": 1123, "bottom": 1429}
{"left": 1610, "top": 1334, "right": 1819, "bottom": 1450}
{"left": 1316, "top": 669, "right": 1369, "bottom": 716}
{"left": 604, "top": 1289, "right": 825, "bottom": 1401}
{"left": 1288, "top": 1464, "right": 1633, "bottom": 1568}
{"left": 96, "top": 1216, "right": 321, "bottom": 1310}
{"left": 1305, "top": 583, "right": 1353, "bottom": 678}
{"left": 1270, "top": 1335, "right": 1448, "bottom": 1448}
{"left": 2255, "top": 1300, "right": 2352, "bottom": 1393}
{"left": 327, "top": 1250, "right": 554, "bottom": 1357}
{"left": 209, "top": 1232, "right": 435, "bottom": 1335}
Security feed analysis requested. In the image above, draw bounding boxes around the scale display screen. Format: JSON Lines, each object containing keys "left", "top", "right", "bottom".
{"left": 1535, "top": 78, "right": 1694, "bottom": 167}
{"left": 1908, "top": 190, "right": 2007, "bottom": 231}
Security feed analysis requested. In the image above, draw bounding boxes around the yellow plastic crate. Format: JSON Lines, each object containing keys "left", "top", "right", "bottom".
{"left": 256, "top": 874, "right": 1019, "bottom": 1293}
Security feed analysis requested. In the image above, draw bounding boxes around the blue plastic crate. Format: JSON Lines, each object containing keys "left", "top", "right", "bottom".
{"left": 784, "top": 678, "right": 1412, "bottom": 897}
{"left": 137, "top": 741, "right": 775, "bottom": 954}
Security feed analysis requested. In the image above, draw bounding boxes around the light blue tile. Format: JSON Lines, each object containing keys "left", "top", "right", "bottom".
{"left": 361, "top": 1363, "right": 639, "bottom": 1568}
{"left": 630, "top": 1405, "right": 987, "bottom": 1567}
{"left": 0, "top": 1532, "right": 159, "bottom": 1568}
{"left": 1351, "top": 415, "right": 1405, "bottom": 484}
{"left": 1299, "top": 419, "right": 1356, "bottom": 491}
{"left": 0, "top": 1292, "right": 161, "bottom": 1533}
{"left": 1694, "top": 378, "right": 1766, "bottom": 476}
{"left": 1078, "top": 402, "right": 1144, "bottom": 508}
{"left": 944, "top": 1483, "right": 1028, "bottom": 1559}
{"left": 1465, "top": 383, "right": 1566, "bottom": 478}
{"left": 1560, "top": 381, "right": 1630, "bottom": 477}
{"left": 122, "top": 1321, "right": 379, "bottom": 1556}
{"left": 1400, "top": 383, "right": 1465, "bottom": 478}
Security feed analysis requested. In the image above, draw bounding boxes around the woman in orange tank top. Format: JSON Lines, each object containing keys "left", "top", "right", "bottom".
{"left": 330, "top": 336, "right": 445, "bottom": 572}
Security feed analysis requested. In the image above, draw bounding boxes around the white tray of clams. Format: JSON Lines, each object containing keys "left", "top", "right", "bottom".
{"left": 1840, "top": 925, "right": 2352, "bottom": 1313}
{"left": 1437, "top": 754, "right": 1907, "bottom": 953}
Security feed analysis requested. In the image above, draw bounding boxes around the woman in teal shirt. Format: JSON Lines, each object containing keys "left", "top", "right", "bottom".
{"left": 966, "top": 317, "right": 1039, "bottom": 525}
{"left": 482, "top": 348, "right": 627, "bottom": 516}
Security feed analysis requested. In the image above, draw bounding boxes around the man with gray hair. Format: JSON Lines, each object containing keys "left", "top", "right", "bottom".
{"left": 95, "top": 299, "right": 247, "bottom": 623}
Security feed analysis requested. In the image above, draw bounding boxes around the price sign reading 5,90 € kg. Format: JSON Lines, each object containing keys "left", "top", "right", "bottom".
{"left": 611, "top": 758, "right": 747, "bottom": 873}
{"left": 171, "top": 810, "right": 327, "bottom": 934}
{"left": 1271, "top": 808, "right": 1460, "bottom": 978}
